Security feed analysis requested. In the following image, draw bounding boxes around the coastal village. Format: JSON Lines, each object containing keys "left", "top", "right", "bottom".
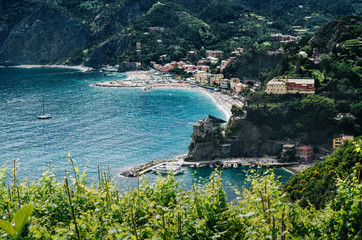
{"left": 94, "top": 36, "right": 356, "bottom": 177}
{"left": 1, "top": 1, "right": 361, "bottom": 237}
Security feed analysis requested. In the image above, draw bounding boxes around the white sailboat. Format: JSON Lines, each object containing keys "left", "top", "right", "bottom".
{"left": 37, "top": 97, "right": 52, "bottom": 119}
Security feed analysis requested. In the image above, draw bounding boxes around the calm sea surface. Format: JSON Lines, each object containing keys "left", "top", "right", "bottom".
{"left": 0, "top": 68, "right": 292, "bottom": 199}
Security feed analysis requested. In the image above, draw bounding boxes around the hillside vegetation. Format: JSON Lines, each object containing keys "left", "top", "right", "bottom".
{"left": 0, "top": 141, "right": 361, "bottom": 239}
{"left": 285, "top": 136, "right": 362, "bottom": 209}
{"left": 0, "top": 0, "right": 361, "bottom": 66}
{"left": 225, "top": 16, "right": 362, "bottom": 146}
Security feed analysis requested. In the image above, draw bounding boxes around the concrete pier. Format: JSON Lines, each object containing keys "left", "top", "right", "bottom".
{"left": 120, "top": 154, "right": 300, "bottom": 177}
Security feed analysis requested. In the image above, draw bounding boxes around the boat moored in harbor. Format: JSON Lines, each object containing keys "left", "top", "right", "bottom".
{"left": 152, "top": 164, "right": 184, "bottom": 175}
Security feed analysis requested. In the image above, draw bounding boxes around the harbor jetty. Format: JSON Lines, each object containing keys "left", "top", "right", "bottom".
{"left": 120, "top": 154, "right": 300, "bottom": 177}
{"left": 120, "top": 155, "right": 185, "bottom": 177}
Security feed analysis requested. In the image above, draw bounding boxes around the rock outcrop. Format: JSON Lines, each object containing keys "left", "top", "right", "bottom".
{"left": 0, "top": 5, "right": 89, "bottom": 65}
{"left": 226, "top": 51, "right": 284, "bottom": 79}
{"left": 187, "top": 142, "right": 221, "bottom": 161}
{"left": 0, "top": 0, "right": 154, "bottom": 67}
{"left": 186, "top": 118, "right": 283, "bottom": 161}
{"left": 228, "top": 119, "right": 283, "bottom": 157}
{"left": 85, "top": 0, "right": 154, "bottom": 67}
{"left": 84, "top": 35, "right": 131, "bottom": 67}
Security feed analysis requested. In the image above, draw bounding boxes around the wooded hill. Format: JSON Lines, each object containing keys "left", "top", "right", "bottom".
{"left": 0, "top": 0, "right": 360, "bottom": 66}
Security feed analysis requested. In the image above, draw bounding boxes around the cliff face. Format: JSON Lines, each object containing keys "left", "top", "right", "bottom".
{"left": 187, "top": 142, "right": 221, "bottom": 162}
{"left": 0, "top": 5, "right": 89, "bottom": 65}
{"left": 85, "top": 0, "right": 154, "bottom": 67}
{"left": 227, "top": 119, "right": 283, "bottom": 157}
{"left": 85, "top": 35, "right": 132, "bottom": 67}
{"left": 225, "top": 51, "right": 284, "bottom": 79}
{"left": 0, "top": 0, "right": 154, "bottom": 66}
{"left": 186, "top": 118, "right": 283, "bottom": 161}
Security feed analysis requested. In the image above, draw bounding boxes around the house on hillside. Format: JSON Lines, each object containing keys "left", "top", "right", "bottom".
{"left": 193, "top": 119, "right": 213, "bottom": 138}
{"left": 334, "top": 113, "right": 356, "bottom": 121}
{"left": 206, "top": 50, "right": 224, "bottom": 58}
{"left": 230, "top": 78, "right": 241, "bottom": 91}
{"left": 235, "top": 83, "right": 248, "bottom": 95}
{"left": 196, "top": 65, "right": 210, "bottom": 72}
{"left": 333, "top": 135, "right": 354, "bottom": 150}
{"left": 265, "top": 77, "right": 315, "bottom": 94}
{"left": 265, "top": 78, "right": 288, "bottom": 94}
{"left": 296, "top": 146, "right": 314, "bottom": 162}
{"left": 270, "top": 34, "right": 299, "bottom": 43}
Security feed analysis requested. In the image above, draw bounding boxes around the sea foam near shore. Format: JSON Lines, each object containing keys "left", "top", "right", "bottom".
{"left": 3, "top": 64, "right": 93, "bottom": 72}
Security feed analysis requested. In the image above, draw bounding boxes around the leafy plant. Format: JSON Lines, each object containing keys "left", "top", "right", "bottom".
{"left": 0, "top": 204, "right": 34, "bottom": 240}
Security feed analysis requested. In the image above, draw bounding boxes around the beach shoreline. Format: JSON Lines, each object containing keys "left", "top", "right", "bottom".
{"left": 283, "top": 163, "right": 314, "bottom": 174}
{"left": 93, "top": 70, "right": 233, "bottom": 121}
{"left": 1, "top": 64, "right": 93, "bottom": 72}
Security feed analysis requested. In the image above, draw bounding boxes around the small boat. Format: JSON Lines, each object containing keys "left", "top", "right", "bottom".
{"left": 223, "top": 164, "right": 231, "bottom": 169}
{"left": 37, "top": 97, "right": 52, "bottom": 119}
{"left": 153, "top": 164, "right": 184, "bottom": 175}
{"left": 144, "top": 85, "right": 152, "bottom": 91}
{"left": 233, "top": 163, "right": 238, "bottom": 168}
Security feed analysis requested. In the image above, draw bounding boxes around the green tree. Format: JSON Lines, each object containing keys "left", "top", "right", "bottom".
{"left": 298, "top": 95, "right": 336, "bottom": 130}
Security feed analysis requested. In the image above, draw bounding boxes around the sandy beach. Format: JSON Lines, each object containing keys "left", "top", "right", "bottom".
{"left": 283, "top": 163, "right": 315, "bottom": 174}
{"left": 93, "top": 70, "right": 235, "bottom": 120}
{"left": 3, "top": 64, "right": 93, "bottom": 72}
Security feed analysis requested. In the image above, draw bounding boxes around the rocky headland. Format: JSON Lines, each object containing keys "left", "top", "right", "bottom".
{"left": 186, "top": 117, "right": 284, "bottom": 161}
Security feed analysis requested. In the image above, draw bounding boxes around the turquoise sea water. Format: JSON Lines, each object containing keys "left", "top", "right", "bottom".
{"left": 0, "top": 67, "right": 292, "bottom": 199}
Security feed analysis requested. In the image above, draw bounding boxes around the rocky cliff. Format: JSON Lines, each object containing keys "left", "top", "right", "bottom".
{"left": 0, "top": 0, "right": 154, "bottom": 66}
{"left": 0, "top": 5, "right": 89, "bottom": 65}
{"left": 186, "top": 118, "right": 283, "bottom": 161}
{"left": 227, "top": 118, "right": 283, "bottom": 157}
{"left": 85, "top": 0, "right": 154, "bottom": 67}
{"left": 224, "top": 50, "right": 285, "bottom": 80}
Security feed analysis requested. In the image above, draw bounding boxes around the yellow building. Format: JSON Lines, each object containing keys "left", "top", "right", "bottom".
{"left": 194, "top": 71, "right": 206, "bottom": 82}
{"left": 265, "top": 78, "right": 288, "bottom": 94}
{"left": 230, "top": 78, "right": 241, "bottom": 90}
{"left": 210, "top": 74, "right": 224, "bottom": 85}
{"left": 265, "top": 77, "right": 315, "bottom": 94}
{"left": 333, "top": 135, "right": 354, "bottom": 150}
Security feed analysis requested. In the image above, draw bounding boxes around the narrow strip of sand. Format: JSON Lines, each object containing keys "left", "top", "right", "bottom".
{"left": 190, "top": 88, "right": 232, "bottom": 121}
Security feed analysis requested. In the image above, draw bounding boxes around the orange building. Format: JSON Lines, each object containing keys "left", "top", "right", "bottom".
{"left": 296, "top": 146, "right": 313, "bottom": 162}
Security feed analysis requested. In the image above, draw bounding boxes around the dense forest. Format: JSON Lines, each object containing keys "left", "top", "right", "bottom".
{"left": 0, "top": 137, "right": 361, "bottom": 239}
